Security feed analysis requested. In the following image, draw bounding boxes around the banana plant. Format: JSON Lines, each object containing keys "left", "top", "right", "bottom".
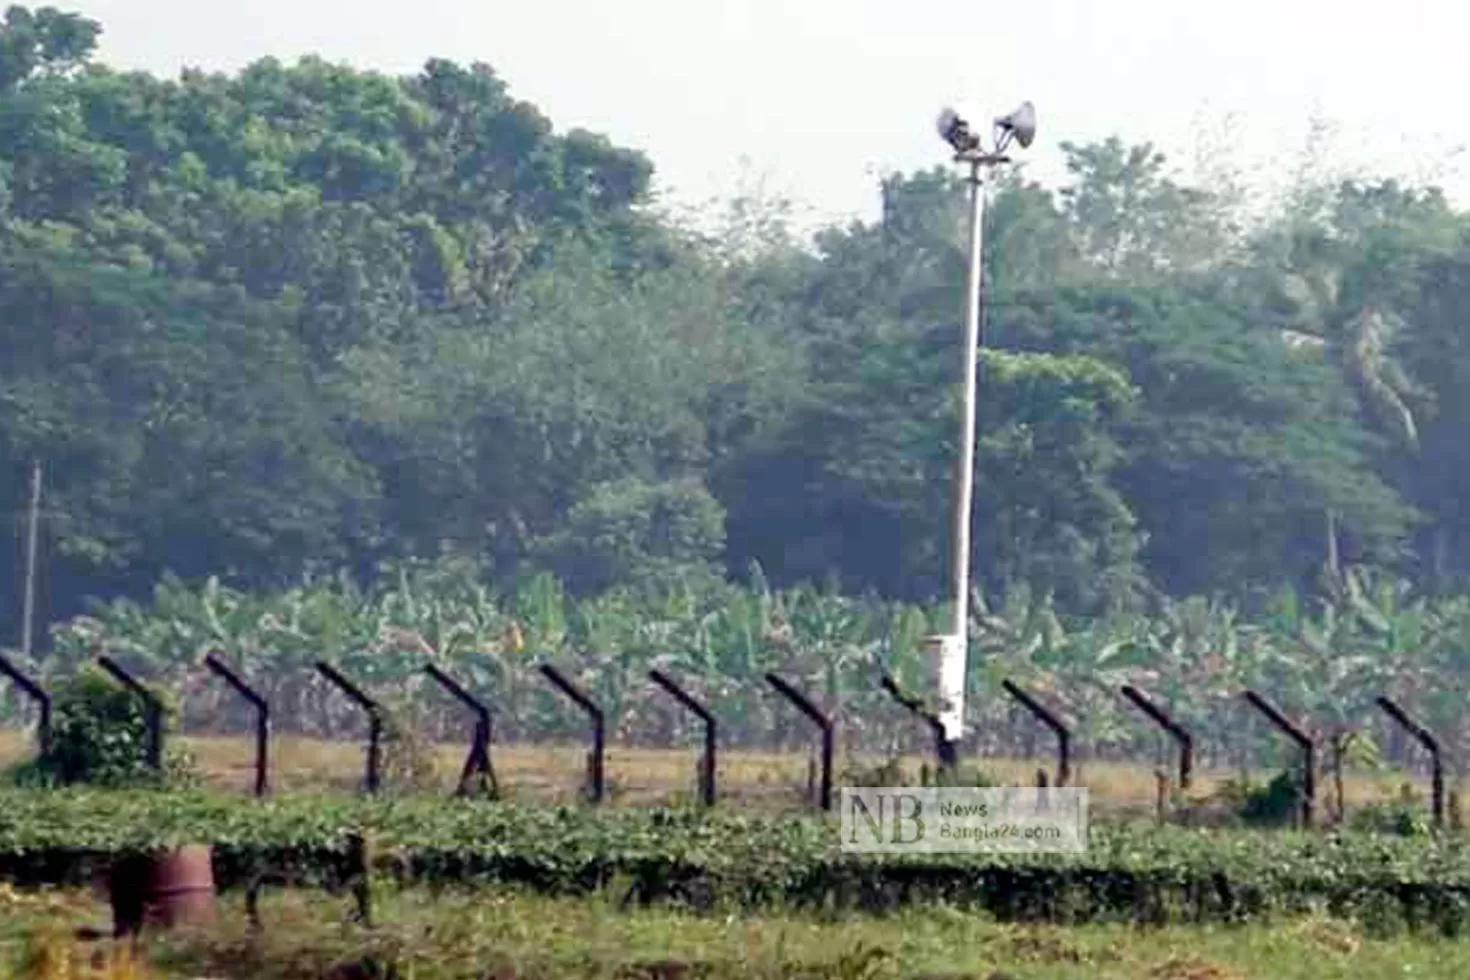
{"left": 25, "top": 549, "right": 1470, "bottom": 777}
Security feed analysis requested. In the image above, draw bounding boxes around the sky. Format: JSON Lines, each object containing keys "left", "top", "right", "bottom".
{"left": 61, "top": 0, "right": 1470, "bottom": 236}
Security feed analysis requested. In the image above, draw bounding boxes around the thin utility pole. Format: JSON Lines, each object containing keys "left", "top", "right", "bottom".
{"left": 20, "top": 459, "right": 41, "bottom": 656}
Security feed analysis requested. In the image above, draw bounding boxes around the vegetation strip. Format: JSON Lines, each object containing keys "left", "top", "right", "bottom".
{"left": 2, "top": 790, "right": 1470, "bottom": 931}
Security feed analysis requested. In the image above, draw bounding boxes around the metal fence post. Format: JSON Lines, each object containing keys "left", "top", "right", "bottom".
{"left": 765, "top": 672, "right": 834, "bottom": 810}
{"left": 1001, "top": 679, "right": 1071, "bottom": 787}
{"left": 315, "top": 662, "right": 382, "bottom": 794}
{"left": 203, "top": 653, "right": 272, "bottom": 797}
{"left": 96, "top": 656, "right": 164, "bottom": 772}
{"left": 1243, "top": 689, "right": 1316, "bottom": 828}
{"left": 423, "top": 663, "right": 497, "bottom": 798}
{"left": 648, "top": 669, "right": 716, "bottom": 806}
{"left": 1376, "top": 695, "right": 1445, "bottom": 829}
{"left": 880, "top": 672, "right": 956, "bottom": 775}
{"left": 0, "top": 652, "right": 50, "bottom": 756}
{"left": 538, "top": 664, "right": 606, "bottom": 804}
{"left": 1120, "top": 684, "right": 1193, "bottom": 790}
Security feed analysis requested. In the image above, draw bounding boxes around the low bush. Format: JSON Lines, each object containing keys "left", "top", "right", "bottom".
{"left": 1351, "top": 783, "right": 1433, "bottom": 837}
{"left": 2, "top": 789, "right": 1470, "bottom": 934}
{"left": 6, "top": 666, "right": 199, "bottom": 790}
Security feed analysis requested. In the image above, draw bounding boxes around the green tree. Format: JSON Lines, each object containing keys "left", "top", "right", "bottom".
{"left": 1058, "top": 136, "right": 1238, "bottom": 281}
{"left": 999, "top": 282, "right": 1416, "bottom": 597}
{"left": 528, "top": 476, "right": 726, "bottom": 596}
{"left": 0, "top": 4, "right": 98, "bottom": 92}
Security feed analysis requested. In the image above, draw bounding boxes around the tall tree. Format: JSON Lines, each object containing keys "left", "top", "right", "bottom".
{"left": 1058, "top": 136, "right": 1238, "bottom": 281}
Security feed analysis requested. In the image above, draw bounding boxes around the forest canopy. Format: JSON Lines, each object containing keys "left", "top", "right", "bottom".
{"left": 4, "top": 3, "right": 1470, "bottom": 641}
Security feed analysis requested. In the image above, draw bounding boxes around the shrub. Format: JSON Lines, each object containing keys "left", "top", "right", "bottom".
{"left": 1216, "top": 770, "right": 1302, "bottom": 827}
{"left": 1350, "top": 783, "right": 1432, "bottom": 837}
{"left": 7, "top": 665, "right": 196, "bottom": 789}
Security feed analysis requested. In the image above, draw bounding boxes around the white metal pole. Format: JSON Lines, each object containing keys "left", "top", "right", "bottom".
{"left": 20, "top": 458, "right": 41, "bottom": 657}
{"left": 938, "top": 163, "right": 986, "bottom": 745}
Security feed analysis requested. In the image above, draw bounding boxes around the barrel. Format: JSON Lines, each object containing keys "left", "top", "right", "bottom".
{"left": 109, "top": 845, "right": 217, "bottom": 935}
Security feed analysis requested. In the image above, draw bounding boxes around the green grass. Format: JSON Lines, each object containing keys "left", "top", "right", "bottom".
{"left": 8, "top": 882, "right": 1470, "bottom": 979}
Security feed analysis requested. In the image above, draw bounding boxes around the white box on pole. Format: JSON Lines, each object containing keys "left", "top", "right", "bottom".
{"left": 925, "top": 632, "right": 966, "bottom": 741}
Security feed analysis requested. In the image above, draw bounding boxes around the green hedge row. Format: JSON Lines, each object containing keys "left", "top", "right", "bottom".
{"left": 2, "top": 790, "right": 1469, "bottom": 933}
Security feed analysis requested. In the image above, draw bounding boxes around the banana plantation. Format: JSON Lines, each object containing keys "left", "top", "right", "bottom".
{"left": 3, "top": 556, "right": 1461, "bottom": 780}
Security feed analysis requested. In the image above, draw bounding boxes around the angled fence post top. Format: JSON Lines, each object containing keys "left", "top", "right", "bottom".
{"left": 647, "top": 667, "right": 716, "bottom": 806}
{"left": 765, "top": 672, "right": 834, "bottom": 811}
{"left": 1375, "top": 694, "right": 1445, "bottom": 829}
{"left": 204, "top": 652, "right": 272, "bottom": 798}
{"left": 1001, "top": 679, "right": 1072, "bottom": 788}
{"left": 314, "top": 660, "right": 383, "bottom": 794}
{"left": 424, "top": 663, "right": 489, "bottom": 721}
{"left": 880, "top": 671, "right": 956, "bottom": 772}
{"left": 648, "top": 668, "right": 714, "bottom": 722}
{"left": 205, "top": 653, "right": 267, "bottom": 709}
{"left": 315, "top": 661, "right": 380, "bottom": 714}
{"left": 95, "top": 654, "right": 165, "bottom": 770}
{"left": 96, "top": 655, "right": 161, "bottom": 704}
{"left": 1375, "top": 695, "right": 1439, "bottom": 750}
{"left": 423, "top": 662, "right": 497, "bottom": 798}
{"left": 765, "top": 673, "right": 831, "bottom": 729}
{"left": 539, "top": 664, "right": 604, "bottom": 720}
{"left": 537, "top": 663, "right": 606, "bottom": 804}
{"left": 0, "top": 651, "right": 51, "bottom": 752}
{"left": 880, "top": 673, "right": 944, "bottom": 733}
{"left": 1119, "top": 683, "right": 1193, "bottom": 791}
{"left": 1242, "top": 689, "right": 1312, "bottom": 747}
{"left": 1001, "top": 680, "right": 1070, "bottom": 735}
{"left": 1242, "top": 688, "right": 1316, "bottom": 827}
{"left": 0, "top": 651, "right": 48, "bottom": 702}
{"left": 1120, "top": 685, "right": 1190, "bottom": 741}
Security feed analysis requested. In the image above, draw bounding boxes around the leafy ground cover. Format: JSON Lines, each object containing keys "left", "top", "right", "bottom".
{"left": 1, "top": 789, "right": 1467, "bottom": 933}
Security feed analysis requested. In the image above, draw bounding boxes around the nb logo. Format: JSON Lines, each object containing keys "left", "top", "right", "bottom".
{"left": 844, "top": 790, "right": 927, "bottom": 845}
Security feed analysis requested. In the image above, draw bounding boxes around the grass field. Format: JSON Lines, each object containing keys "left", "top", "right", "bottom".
{"left": 0, "top": 727, "right": 1442, "bottom": 819}
{"left": 6, "top": 881, "right": 1470, "bottom": 979}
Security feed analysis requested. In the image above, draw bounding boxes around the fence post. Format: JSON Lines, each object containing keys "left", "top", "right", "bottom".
{"left": 1375, "top": 695, "right": 1445, "bottom": 829}
{"left": 648, "top": 669, "right": 716, "bottom": 806}
{"left": 96, "top": 656, "right": 164, "bottom": 772}
{"left": 1001, "top": 679, "right": 1071, "bottom": 787}
{"left": 0, "top": 652, "right": 50, "bottom": 755}
{"left": 1243, "top": 689, "right": 1315, "bottom": 828}
{"left": 315, "top": 662, "right": 382, "bottom": 794}
{"left": 537, "top": 664, "right": 606, "bottom": 804}
{"left": 880, "top": 672, "right": 956, "bottom": 776}
{"left": 203, "top": 653, "right": 271, "bottom": 797}
{"left": 765, "top": 672, "right": 834, "bottom": 810}
{"left": 423, "top": 663, "right": 497, "bottom": 798}
{"left": 1119, "top": 684, "right": 1193, "bottom": 790}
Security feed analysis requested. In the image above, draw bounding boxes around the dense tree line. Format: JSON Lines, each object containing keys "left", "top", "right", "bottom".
{"left": 4, "top": 4, "right": 1470, "bottom": 646}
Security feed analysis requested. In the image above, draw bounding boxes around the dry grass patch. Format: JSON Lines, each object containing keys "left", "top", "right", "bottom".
{"left": 0, "top": 727, "right": 1450, "bottom": 822}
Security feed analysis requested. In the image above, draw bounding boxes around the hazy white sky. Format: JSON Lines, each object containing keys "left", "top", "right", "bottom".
{"left": 62, "top": 0, "right": 1470, "bottom": 233}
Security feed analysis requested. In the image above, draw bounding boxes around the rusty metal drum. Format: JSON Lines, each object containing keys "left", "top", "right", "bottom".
{"left": 110, "top": 845, "right": 217, "bottom": 935}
